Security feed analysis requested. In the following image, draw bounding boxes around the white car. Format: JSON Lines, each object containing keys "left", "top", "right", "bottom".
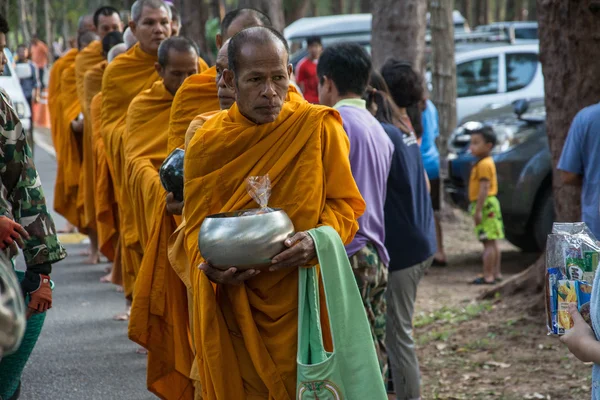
{"left": 0, "top": 49, "right": 32, "bottom": 132}
{"left": 455, "top": 43, "right": 543, "bottom": 122}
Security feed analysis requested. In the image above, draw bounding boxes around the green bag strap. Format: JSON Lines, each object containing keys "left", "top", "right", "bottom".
{"left": 300, "top": 226, "right": 387, "bottom": 395}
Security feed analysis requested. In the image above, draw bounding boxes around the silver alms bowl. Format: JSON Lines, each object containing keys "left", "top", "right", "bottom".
{"left": 198, "top": 208, "right": 295, "bottom": 270}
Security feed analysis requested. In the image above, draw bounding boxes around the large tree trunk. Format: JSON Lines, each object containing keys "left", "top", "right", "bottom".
{"left": 484, "top": 0, "right": 600, "bottom": 300}
{"left": 284, "top": 0, "right": 311, "bottom": 25}
{"left": 372, "top": 0, "right": 428, "bottom": 72}
{"left": 330, "top": 0, "right": 344, "bottom": 14}
{"left": 495, "top": 0, "right": 504, "bottom": 22}
{"left": 527, "top": 0, "right": 537, "bottom": 20}
{"left": 180, "top": 0, "right": 210, "bottom": 61}
{"left": 238, "top": 0, "right": 285, "bottom": 32}
{"left": 474, "top": 0, "right": 489, "bottom": 26}
{"left": 360, "top": 0, "right": 371, "bottom": 13}
{"left": 505, "top": 0, "right": 516, "bottom": 19}
{"left": 428, "top": 0, "right": 456, "bottom": 163}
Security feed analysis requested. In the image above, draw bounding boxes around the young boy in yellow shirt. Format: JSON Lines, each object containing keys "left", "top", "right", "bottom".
{"left": 468, "top": 125, "right": 504, "bottom": 285}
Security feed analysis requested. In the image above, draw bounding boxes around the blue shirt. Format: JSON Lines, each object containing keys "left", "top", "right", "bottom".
{"left": 558, "top": 103, "right": 600, "bottom": 239}
{"left": 381, "top": 122, "right": 436, "bottom": 271}
{"left": 421, "top": 100, "right": 440, "bottom": 180}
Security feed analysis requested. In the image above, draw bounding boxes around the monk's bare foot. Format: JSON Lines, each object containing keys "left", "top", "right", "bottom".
{"left": 136, "top": 347, "right": 148, "bottom": 355}
{"left": 85, "top": 252, "right": 100, "bottom": 265}
{"left": 100, "top": 273, "right": 112, "bottom": 283}
{"left": 79, "top": 249, "right": 91, "bottom": 257}
{"left": 113, "top": 306, "right": 130, "bottom": 321}
{"left": 115, "top": 286, "right": 124, "bottom": 293}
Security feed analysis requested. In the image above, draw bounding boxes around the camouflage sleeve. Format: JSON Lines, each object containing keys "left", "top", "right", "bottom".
{"left": 0, "top": 90, "right": 67, "bottom": 267}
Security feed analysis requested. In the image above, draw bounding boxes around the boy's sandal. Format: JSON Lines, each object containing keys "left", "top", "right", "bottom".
{"left": 470, "top": 277, "right": 496, "bottom": 285}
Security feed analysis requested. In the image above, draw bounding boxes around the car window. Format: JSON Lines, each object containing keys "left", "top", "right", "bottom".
{"left": 2, "top": 65, "right": 10, "bottom": 77}
{"left": 506, "top": 52, "right": 538, "bottom": 92}
{"left": 456, "top": 56, "right": 499, "bottom": 98}
{"left": 514, "top": 27, "right": 538, "bottom": 39}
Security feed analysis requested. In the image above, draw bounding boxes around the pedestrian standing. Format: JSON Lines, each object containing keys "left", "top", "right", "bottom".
{"left": 15, "top": 44, "right": 40, "bottom": 112}
{"left": 317, "top": 42, "right": 394, "bottom": 381}
{"left": 29, "top": 35, "right": 49, "bottom": 90}
{"left": 371, "top": 65, "right": 436, "bottom": 400}
{"left": 296, "top": 36, "right": 322, "bottom": 103}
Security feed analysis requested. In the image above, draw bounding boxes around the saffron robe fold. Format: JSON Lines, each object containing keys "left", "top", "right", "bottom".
{"left": 48, "top": 48, "right": 78, "bottom": 146}
{"left": 75, "top": 41, "right": 105, "bottom": 233}
{"left": 90, "top": 91, "right": 118, "bottom": 261}
{"left": 183, "top": 100, "right": 365, "bottom": 399}
{"left": 53, "top": 64, "right": 83, "bottom": 228}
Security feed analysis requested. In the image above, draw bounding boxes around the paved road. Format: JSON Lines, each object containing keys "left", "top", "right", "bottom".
{"left": 16, "top": 145, "right": 153, "bottom": 400}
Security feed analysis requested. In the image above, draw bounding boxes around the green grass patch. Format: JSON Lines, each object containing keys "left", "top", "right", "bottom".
{"left": 414, "top": 301, "right": 493, "bottom": 329}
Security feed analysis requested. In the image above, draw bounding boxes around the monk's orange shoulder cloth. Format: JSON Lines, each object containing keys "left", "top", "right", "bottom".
{"left": 76, "top": 52, "right": 106, "bottom": 234}
{"left": 128, "top": 71, "right": 215, "bottom": 399}
{"left": 53, "top": 63, "right": 83, "bottom": 229}
{"left": 167, "top": 66, "right": 219, "bottom": 153}
{"left": 183, "top": 101, "right": 365, "bottom": 399}
{"left": 48, "top": 48, "right": 78, "bottom": 145}
{"left": 90, "top": 91, "right": 118, "bottom": 261}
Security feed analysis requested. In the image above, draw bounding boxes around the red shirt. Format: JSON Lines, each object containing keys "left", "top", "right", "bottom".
{"left": 295, "top": 57, "right": 319, "bottom": 103}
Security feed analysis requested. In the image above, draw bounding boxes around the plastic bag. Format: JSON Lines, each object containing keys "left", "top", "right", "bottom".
{"left": 545, "top": 222, "right": 599, "bottom": 335}
{"left": 242, "top": 175, "right": 275, "bottom": 216}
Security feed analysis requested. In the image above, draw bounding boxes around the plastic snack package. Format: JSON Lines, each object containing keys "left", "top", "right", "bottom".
{"left": 545, "top": 222, "right": 599, "bottom": 335}
{"left": 243, "top": 175, "right": 275, "bottom": 216}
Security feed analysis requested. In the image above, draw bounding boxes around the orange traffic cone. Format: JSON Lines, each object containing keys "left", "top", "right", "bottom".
{"left": 33, "top": 89, "right": 50, "bottom": 129}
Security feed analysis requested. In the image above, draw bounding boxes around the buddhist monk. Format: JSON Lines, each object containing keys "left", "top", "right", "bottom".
{"left": 167, "top": 8, "right": 271, "bottom": 153}
{"left": 183, "top": 26, "right": 365, "bottom": 399}
{"left": 123, "top": 27, "right": 138, "bottom": 49}
{"left": 53, "top": 31, "right": 99, "bottom": 233}
{"left": 168, "top": 4, "right": 181, "bottom": 36}
{"left": 75, "top": 6, "right": 124, "bottom": 264}
{"left": 125, "top": 36, "right": 200, "bottom": 400}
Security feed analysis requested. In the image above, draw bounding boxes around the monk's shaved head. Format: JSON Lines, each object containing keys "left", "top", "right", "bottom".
{"left": 78, "top": 15, "right": 95, "bottom": 34}
{"left": 131, "top": 0, "right": 171, "bottom": 22}
{"left": 107, "top": 43, "right": 127, "bottom": 62}
{"left": 228, "top": 26, "right": 289, "bottom": 75}
{"left": 216, "top": 8, "right": 271, "bottom": 48}
{"left": 157, "top": 36, "right": 198, "bottom": 67}
{"left": 78, "top": 31, "right": 99, "bottom": 50}
{"left": 156, "top": 36, "right": 199, "bottom": 95}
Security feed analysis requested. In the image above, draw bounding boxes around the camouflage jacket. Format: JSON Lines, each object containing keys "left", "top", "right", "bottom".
{"left": 0, "top": 89, "right": 66, "bottom": 267}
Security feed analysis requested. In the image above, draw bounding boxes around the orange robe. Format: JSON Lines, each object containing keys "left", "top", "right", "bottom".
{"left": 48, "top": 48, "right": 78, "bottom": 146}
{"left": 183, "top": 101, "right": 365, "bottom": 399}
{"left": 125, "top": 81, "right": 194, "bottom": 400}
{"left": 75, "top": 41, "right": 105, "bottom": 233}
{"left": 167, "top": 67, "right": 219, "bottom": 153}
{"left": 53, "top": 64, "right": 83, "bottom": 228}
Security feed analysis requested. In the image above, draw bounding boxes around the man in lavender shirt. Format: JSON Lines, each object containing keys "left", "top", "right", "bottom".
{"left": 317, "top": 42, "right": 394, "bottom": 381}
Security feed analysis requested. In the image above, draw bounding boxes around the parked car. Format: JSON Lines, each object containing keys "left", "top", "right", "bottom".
{"left": 444, "top": 98, "right": 553, "bottom": 251}
{"left": 475, "top": 21, "right": 538, "bottom": 42}
{"left": 0, "top": 49, "right": 32, "bottom": 134}
{"left": 454, "top": 43, "right": 543, "bottom": 122}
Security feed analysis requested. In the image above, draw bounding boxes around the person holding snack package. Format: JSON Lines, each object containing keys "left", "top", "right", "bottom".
{"left": 465, "top": 123, "right": 504, "bottom": 285}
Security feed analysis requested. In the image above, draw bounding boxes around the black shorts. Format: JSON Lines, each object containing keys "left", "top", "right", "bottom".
{"left": 430, "top": 178, "right": 441, "bottom": 211}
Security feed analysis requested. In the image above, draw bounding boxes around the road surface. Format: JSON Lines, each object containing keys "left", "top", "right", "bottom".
{"left": 16, "top": 143, "right": 153, "bottom": 400}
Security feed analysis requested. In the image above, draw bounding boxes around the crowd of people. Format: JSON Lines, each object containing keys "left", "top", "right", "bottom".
{"left": 0, "top": 1, "right": 513, "bottom": 399}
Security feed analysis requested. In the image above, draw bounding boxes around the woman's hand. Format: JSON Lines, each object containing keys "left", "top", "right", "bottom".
{"left": 561, "top": 303, "right": 598, "bottom": 363}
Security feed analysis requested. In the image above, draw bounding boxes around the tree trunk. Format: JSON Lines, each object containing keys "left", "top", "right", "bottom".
{"left": 372, "top": 0, "right": 428, "bottom": 72}
{"left": 210, "top": 0, "right": 224, "bottom": 20}
{"left": 237, "top": 0, "right": 285, "bottom": 32}
{"left": 180, "top": 0, "right": 210, "bottom": 60}
{"left": 44, "top": 0, "right": 52, "bottom": 61}
{"left": 284, "top": 0, "right": 310, "bottom": 26}
{"left": 19, "top": 0, "right": 31, "bottom": 43}
{"left": 428, "top": 0, "right": 457, "bottom": 162}
{"left": 330, "top": 0, "right": 344, "bottom": 14}
{"left": 31, "top": 0, "right": 37, "bottom": 36}
{"left": 505, "top": 0, "right": 515, "bottom": 19}
{"left": 463, "top": 0, "right": 472, "bottom": 29}
{"left": 515, "top": 0, "right": 523, "bottom": 20}
{"left": 527, "top": 0, "right": 537, "bottom": 20}
{"left": 360, "top": 0, "right": 371, "bottom": 13}
{"left": 484, "top": 0, "right": 600, "bottom": 301}
{"left": 61, "top": 0, "right": 69, "bottom": 48}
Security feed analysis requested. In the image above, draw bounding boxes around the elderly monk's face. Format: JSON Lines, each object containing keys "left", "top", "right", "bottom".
{"left": 216, "top": 46, "right": 234, "bottom": 110}
{"left": 171, "top": 19, "right": 181, "bottom": 36}
{"left": 130, "top": 6, "right": 171, "bottom": 55}
{"left": 159, "top": 49, "right": 199, "bottom": 96}
{"left": 227, "top": 41, "right": 293, "bottom": 124}
{"left": 97, "top": 13, "right": 123, "bottom": 40}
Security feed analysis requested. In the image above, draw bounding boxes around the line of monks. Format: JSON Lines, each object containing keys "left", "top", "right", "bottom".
{"left": 48, "top": 1, "right": 366, "bottom": 399}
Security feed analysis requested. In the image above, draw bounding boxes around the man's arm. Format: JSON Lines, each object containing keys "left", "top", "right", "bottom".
{"left": 561, "top": 171, "right": 583, "bottom": 186}
{"left": 558, "top": 110, "right": 585, "bottom": 184}
{"left": 474, "top": 179, "right": 490, "bottom": 225}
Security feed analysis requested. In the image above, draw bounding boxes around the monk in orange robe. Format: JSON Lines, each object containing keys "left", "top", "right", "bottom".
{"left": 167, "top": 8, "right": 271, "bottom": 153}
{"left": 74, "top": 6, "right": 123, "bottom": 264}
{"left": 53, "top": 32, "right": 99, "bottom": 231}
{"left": 48, "top": 48, "right": 77, "bottom": 147}
{"left": 126, "top": 37, "right": 203, "bottom": 400}
{"left": 183, "top": 27, "right": 365, "bottom": 399}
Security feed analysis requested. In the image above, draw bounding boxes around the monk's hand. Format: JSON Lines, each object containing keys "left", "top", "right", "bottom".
{"left": 270, "top": 232, "right": 315, "bottom": 271}
{"left": 166, "top": 192, "right": 184, "bottom": 216}
{"left": 198, "top": 262, "right": 260, "bottom": 285}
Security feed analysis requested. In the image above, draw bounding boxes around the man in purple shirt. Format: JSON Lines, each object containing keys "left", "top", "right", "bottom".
{"left": 317, "top": 42, "right": 394, "bottom": 382}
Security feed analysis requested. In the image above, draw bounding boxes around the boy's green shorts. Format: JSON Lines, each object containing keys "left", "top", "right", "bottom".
{"left": 469, "top": 196, "right": 505, "bottom": 242}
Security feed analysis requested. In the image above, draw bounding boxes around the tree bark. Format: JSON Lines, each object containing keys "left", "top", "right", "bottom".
{"left": 495, "top": 0, "right": 503, "bottom": 22}
{"left": 505, "top": 0, "right": 516, "bottom": 19}
{"left": 44, "top": 0, "right": 52, "bottom": 61}
{"left": 31, "top": 0, "right": 37, "bottom": 36}
{"left": 372, "top": 0, "right": 428, "bottom": 72}
{"left": 19, "top": 0, "right": 31, "bottom": 43}
{"left": 209, "top": 0, "right": 224, "bottom": 20}
{"left": 238, "top": 0, "right": 285, "bottom": 32}
{"left": 527, "top": 0, "right": 537, "bottom": 19}
{"left": 180, "top": 0, "right": 210, "bottom": 60}
{"left": 330, "top": 0, "right": 344, "bottom": 14}
{"left": 360, "top": 0, "right": 371, "bottom": 13}
{"left": 284, "top": 0, "right": 311, "bottom": 25}
{"left": 428, "top": 0, "right": 457, "bottom": 162}
{"left": 474, "top": 0, "right": 488, "bottom": 26}
{"left": 484, "top": 0, "right": 600, "bottom": 300}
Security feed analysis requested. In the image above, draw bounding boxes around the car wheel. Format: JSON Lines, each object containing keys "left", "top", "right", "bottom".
{"left": 532, "top": 188, "right": 555, "bottom": 251}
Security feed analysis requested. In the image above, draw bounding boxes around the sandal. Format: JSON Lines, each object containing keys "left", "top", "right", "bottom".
{"left": 470, "top": 277, "right": 496, "bottom": 285}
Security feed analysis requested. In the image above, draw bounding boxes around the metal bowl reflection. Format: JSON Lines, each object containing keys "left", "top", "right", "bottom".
{"left": 198, "top": 208, "right": 295, "bottom": 270}
{"left": 159, "top": 148, "right": 184, "bottom": 201}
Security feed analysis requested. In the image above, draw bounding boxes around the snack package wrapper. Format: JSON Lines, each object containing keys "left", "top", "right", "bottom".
{"left": 242, "top": 175, "right": 275, "bottom": 216}
{"left": 545, "top": 222, "right": 599, "bottom": 335}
